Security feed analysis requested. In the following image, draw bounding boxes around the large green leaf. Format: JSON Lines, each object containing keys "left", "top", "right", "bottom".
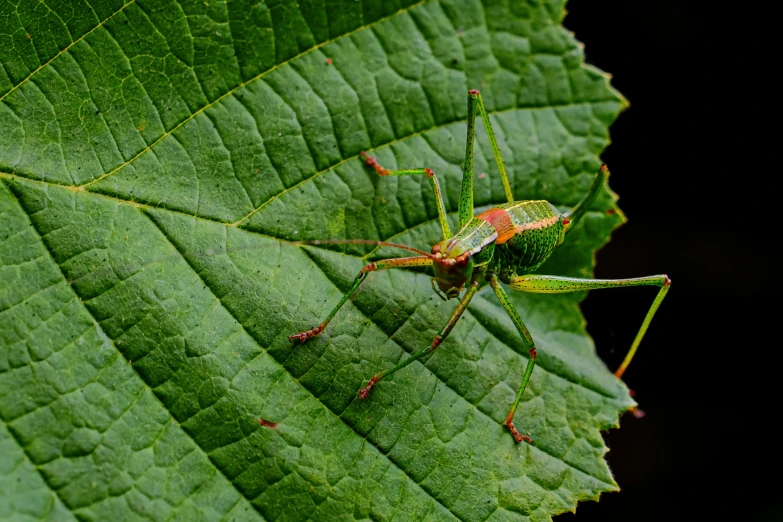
{"left": 0, "top": 0, "right": 633, "bottom": 520}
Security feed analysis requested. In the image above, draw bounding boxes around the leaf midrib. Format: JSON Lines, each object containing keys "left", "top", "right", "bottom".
{"left": 5, "top": 172, "right": 615, "bottom": 519}
{"left": 3, "top": 98, "right": 614, "bottom": 236}
{"left": 1, "top": 169, "right": 615, "bottom": 402}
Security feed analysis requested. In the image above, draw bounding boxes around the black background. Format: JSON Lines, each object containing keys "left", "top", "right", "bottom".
{"left": 555, "top": 2, "right": 777, "bottom": 520}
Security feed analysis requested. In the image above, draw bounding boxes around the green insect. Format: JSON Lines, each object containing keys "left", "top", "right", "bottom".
{"left": 290, "top": 89, "right": 670, "bottom": 444}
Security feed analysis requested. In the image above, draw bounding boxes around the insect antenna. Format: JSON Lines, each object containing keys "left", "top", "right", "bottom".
{"left": 292, "top": 239, "right": 435, "bottom": 258}
{"left": 562, "top": 164, "right": 609, "bottom": 233}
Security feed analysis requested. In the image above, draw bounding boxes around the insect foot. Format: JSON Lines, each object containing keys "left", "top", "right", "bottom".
{"left": 358, "top": 375, "right": 382, "bottom": 399}
{"left": 629, "top": 407, "right": 646, "bottom": 419}
{"left": 288, "top": 325, "right": 323, "bottom": 343}
{"left": 359, "top": 151, "right": 389, "bottom": 176}
{"left": 505, "top": 412, "right": 533, "bottom": 444}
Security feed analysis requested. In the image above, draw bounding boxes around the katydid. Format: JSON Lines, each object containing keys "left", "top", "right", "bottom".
{"left": 290, "top": 89, "right": 670, "bottom": 444}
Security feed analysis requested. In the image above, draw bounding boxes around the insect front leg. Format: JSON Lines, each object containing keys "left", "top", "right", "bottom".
{"left": 459, "top": 90, "right": 515, "bottom": 229}
{"left": 359, "top": 151, "right": 451, "bottom": 240}
{"left": 357, "top": 274, "right": 482, "bottom": 399}
{"left": 289, "top": 256, "right": 433, "bottom": 342}
{"left": 488, "top": 275, "right": 536, "bottom": 444}
{"left": 508, "top": 274, "right": 671, "bottom": 378}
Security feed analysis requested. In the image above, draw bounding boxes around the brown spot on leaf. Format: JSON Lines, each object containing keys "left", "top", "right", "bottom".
{"left": 258, "top": 417, "right": 278, "bottom": 429}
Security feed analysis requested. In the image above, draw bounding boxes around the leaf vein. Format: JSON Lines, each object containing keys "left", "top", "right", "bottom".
{"left": 3, "top": 179, "right": 268, "bottom": 521}
{"left": 0, "top": 413, "right": 75, "bottom": 516}
{"left": 145, "top": 209, "right": 466, "bottom": 522}
{"left": 303, "top": 255, "right": 617, "bottom": 483}
{"left": 78, "top": 0, "right": 431, "bottom": 190}
{"left": 0, "top": 171, "right": 618, "bottom": 401}
{"left": 0, "top": 0, "right": 136, "bottom": 103}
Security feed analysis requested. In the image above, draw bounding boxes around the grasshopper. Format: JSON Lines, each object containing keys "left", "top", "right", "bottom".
{"left": 290, "top": 89, "right": 670, "bottom": 444}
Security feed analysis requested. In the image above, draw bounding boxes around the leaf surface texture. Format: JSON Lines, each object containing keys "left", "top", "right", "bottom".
{"left": 0, "top": 1, "right": 631, "bottom": 520}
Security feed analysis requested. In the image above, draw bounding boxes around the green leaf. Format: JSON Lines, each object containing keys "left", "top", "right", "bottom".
{"left": 0, "top": 0, "right": 632, "bottom": 520}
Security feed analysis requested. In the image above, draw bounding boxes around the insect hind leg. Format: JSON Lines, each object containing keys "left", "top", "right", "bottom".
{"left": 507, "top": 273, "right": 671, "bottom": 378}
{"left": 459, "top": 90, "right": 514, "bottom": 230}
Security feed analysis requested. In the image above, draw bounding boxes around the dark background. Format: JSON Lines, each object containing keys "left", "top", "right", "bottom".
{"left": 556, "top": 2, "right": 776, "bottom": 520}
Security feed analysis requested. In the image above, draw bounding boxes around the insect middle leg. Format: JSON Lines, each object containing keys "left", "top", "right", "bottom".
{"left": 357, "top": 273, "right": 483, "bottom": 399}
{"left": 488, "top": 275, "right": 536, "bottom": 443}
{"left": 508, "top": 274, "right": 671, "bottom": 378}
{"left": 289, "top": 256, "right": 433, "bottom": 342}
{"left": 360, "top": 151, "right": 451, "bottom": 240}
{"left": 361, "top": 89, "right": 514, "bottom": 239}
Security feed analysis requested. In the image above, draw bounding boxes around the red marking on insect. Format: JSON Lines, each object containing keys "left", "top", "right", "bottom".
{"left": 663, "top": 275, "right": 672, "bottom": 287}
{"left": 628, "top": 388, "right": 636, "bottom": 397}
{"left": 606, "top": 209, "right": 616, "bottom": 215}
{"left": 562, "top": 218, "right": 571, "bottom": 226}
{"left": 468, "top": 89, "right": 480, "bottom": 95}
{"left": 528, "top": 348, "right": 537, "bottom": 359}
{"left": 326, "top": 58, "right": 332, "bottom": 65}
{"left": 477, "top": 208, "right": 515, "bottom": 243}
{"left": 432, "top": 335, "right": 443, "bottom": 349}
{"left": 424, "top": 168, "right": 435, "bottom": 178}
{"left": 258, "top": 417, "right": 278, "bottom": 429}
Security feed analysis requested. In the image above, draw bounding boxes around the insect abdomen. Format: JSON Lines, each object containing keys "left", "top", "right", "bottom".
{"left": 451, "top": 201, "right": 562, "bottom": 271}
{"left": 494, "top": 200, "right": 563, "bottom": 273}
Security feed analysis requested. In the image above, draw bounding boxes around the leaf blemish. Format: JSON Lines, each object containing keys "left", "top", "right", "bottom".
{"left": 258, "top": 417, "right": 278, "bottom": 429}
